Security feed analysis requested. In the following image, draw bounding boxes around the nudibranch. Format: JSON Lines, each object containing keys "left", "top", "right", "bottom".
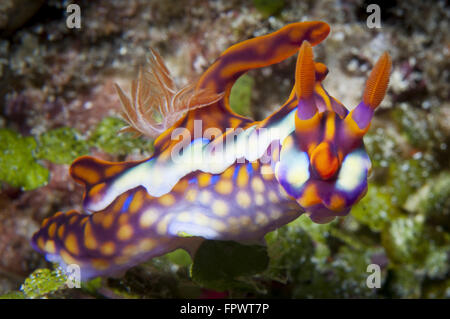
{"left": 31, "top": 21, "right": 391, "bottom": 281}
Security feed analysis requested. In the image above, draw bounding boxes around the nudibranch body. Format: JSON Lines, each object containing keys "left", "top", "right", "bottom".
{"left": 31, "top": 21, "right": 391, "bottom": 280}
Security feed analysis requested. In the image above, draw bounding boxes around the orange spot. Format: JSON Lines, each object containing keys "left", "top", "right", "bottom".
{"left": 363, "top": 52, "right": 391, "bottom": 109}
{"left": 91, "top": 258, "right": 110, "bottom": 270}
{"left": 60, "top": 249, "right": 78, "bottom": 265}
{"left": 117, "top": 225, "right": 133, "bottom": 241}
{"left": 102, "top": 214, "right": 115, "bottom": 229}
{"left": 89, "top": 182, "right": 106, "bottom": 198}
{"left": 57, "top": 225, "right": 65, "bottom": 239}
{"left": 129, "top": 191, "right": 144, "bottom": 214}
{"left": 69, "top": 215, "right": 79, "bottom": 225}
{"left": 104, "top": 164, "right": 124, "bottom": 178}
{"left": 328, "top": 194, "right": 346, "bottom": 211}
{"left": 198, "top": 173, "right": 211, "bottom": 187}
{"left": 222, "top": 166, "right": 235, "bottom": 179}
{"left": 48, "top": 223, "right": 57, "bottom": 238}
{"left": 44, "top": 240, "right": 56, "bottom": 254}
{"left": 236, "top": 165, "right": 249, "bottom": 188}
{"left": 215, "top": 179, "right": 233, "bottom": 195}
{"left": 100, "top": 242, "right": 116, "bottom": 256}
{"left": 65, "top": 233, "right": 80, "bottom": 255}
{"left": 118, "top": 214, "right": 128, "bottom": 225}
{"left": 37, "top": 237, "right": 45, "bottom": 251}
{"left": 159, "top": 193, "right": 175, "bottom": 206}
{"left": 71, "top": 165, "right": 101, "bottom": 185}
{"left": 112, "top": 194, "right": 127, "bottom": 213}
{"left": 41, "top": 217, "right": 50, "bottom": 228}
{"left": 295, "top": 111, "right": 321, "bottom": 133}
{"left": 84, "top": 221, "right": 98, "bottom": 250}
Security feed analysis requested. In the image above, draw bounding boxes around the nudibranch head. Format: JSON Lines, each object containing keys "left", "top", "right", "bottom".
{"left": 276, "top": 41, "right": 391, "bottom": 223}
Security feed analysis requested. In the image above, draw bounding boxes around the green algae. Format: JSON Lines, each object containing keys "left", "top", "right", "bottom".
{"left": 229, "top": 74, "right": 254, "bottom": 117}
{"left": 19, "top": 268, "right": 67, "bottom": 299}
{"left": 0, "top": 128, "right": 49, "bottom": 190}
{"left": 253, "top": 0, "right": 285, "bottom": 17}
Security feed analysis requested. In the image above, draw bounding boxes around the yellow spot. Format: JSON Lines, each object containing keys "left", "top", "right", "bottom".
{"left": 91, "top": 258, "right": 110, "bottom": 270}
{"left": 53, "top": 211, "right": 63, "bottom": 218}
{"left": 65, "top": 233, "right": 80, "bottom": 255}
{"left": 112, "top": 195, "right": 127, "bottom": 213}
{"left": 177, "top": 211, "right": 191, "bottom": 222}
{"left": 44, "top": 240, "right": 56, "bottom": 254}
{"left": 105, "top": 164, "right": 124, "bottom": 178}
{"left": 71, "top": 165, "right": 101, "bottom": 184}
{"left": 159, "top": 193, "right": 175, "bottom": 206}
{"left": 192, "top": 213, "right": 209, "bottom": 226}
{"left": 100, "top": 242, "right": 116, "bottom": 256}
{"left": 252, "top": 161, "right": 260, "bottom": 171}
{"left": 185, "top": 188, "right": 197, "bottom": 202}
{"left": 268, "top": 191, "right": 279, "bottom": 203}
{"left": 84, "top": 222, "right": 98, "bottom": 250}
{"left": 255, "top": 194, "right": 265, "bottom": 206}
{"left": 138, "top": 238, "right": 156, "bottom": 252}
{"left": 236, "top": 192, "right": 251, "bottom": 209}
{"left": 212, "top": 200, "right": 229, "bottom": 217}
{"left": 60, "top": 249, "right": 78, "bottom": 265}
{"left": 255, "top": 212, "right": 269, "bottom": 226}
{"left": 199, "top": 191, "right": 212, "bottom": 205}
{"left": 48, "top": 223, "right": 57, "bottom": 238}
{"left": 140, "top": 208, "right": 159, "bottom": 228}
{"left": 237, "top": 165, "right": 249, "bottom": 188}
{"left": 37, "top": 237, "right": 45, "bottom": 250}
{"left": 156, "top": 214, "right": 173, "bottom": 235}
{"left": 129, "top": 191, "right": 144, "bottom": 214}
{"left": 222, "top": 166, "right": 235, "bottom": 179}
{"left": 215, "top": 179, "right": 233, "bottom": 195}
{"left": 251, "top": 177, "right": 265, "bottom": 193}
{"left": 57, "top": 225, "right": 65, "bottom": 239}
{"left": 117, "top": 225, "right": 133, "bottom": 241}
{"left": 261, "top": 165, "right": 274, "bottom": 179}
{"left": 198, "top": 173, "right": 211, "bottom": 187}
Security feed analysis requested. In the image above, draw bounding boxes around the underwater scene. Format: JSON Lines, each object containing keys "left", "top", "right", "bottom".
{"left": 0, "top": 0, "right": 449, "bottom": 299}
